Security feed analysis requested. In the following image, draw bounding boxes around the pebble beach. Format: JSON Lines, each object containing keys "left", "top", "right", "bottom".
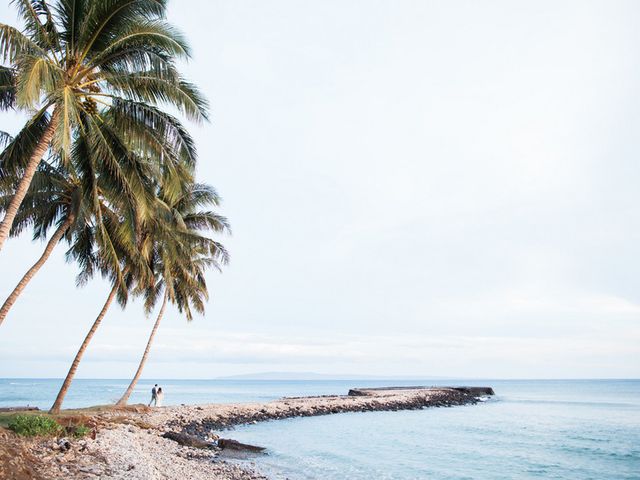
{"left": 1, "top": 386, "right": 492, "bottom": 479}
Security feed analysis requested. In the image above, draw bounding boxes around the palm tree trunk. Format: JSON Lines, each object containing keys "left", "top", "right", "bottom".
{"left": 0, "top": 213, "right": 75, "bottom": 327}
{"left": 0, "top": 109, "right": 60, "bottom": 253}
{"left": 49, "top": 282, "right": 119, "bottom": 414}
{"left": 116, "top": 291, "right": 168, "bottom": 406}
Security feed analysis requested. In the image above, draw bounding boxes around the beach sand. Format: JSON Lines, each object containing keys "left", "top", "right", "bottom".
{"left": 1, "top": 386, "right": 492, "bottom": 479}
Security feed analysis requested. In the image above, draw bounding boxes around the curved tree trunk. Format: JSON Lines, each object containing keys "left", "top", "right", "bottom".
{"left": 0, "top": 213, "right": 75, "bottom": 327}
{"left": 49, "top": 282, "right": 119, "bottom": 414}
{"left": 0, "top": 109, "right": 60, "bottom": 253}
{"left": 116, "top": 291, "right": 168, "bottom": 406}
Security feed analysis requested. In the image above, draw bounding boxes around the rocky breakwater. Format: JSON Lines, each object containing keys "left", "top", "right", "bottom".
{"left": 174, "top": 386, "right": 494, "bottom": 440}
{"left": 348, "top": 386, "right": 495, "bottom": 397}
{"left": 16, "top": 387, "right": 492, "bottom": 479}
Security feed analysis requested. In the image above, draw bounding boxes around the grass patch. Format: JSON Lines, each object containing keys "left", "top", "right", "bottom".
{"left": 57, "top": 414, "right": 94, "bottom": 438}
{"left": 0, "top": 413, "right": 15, "bottom": 429}
{"left": 8, "top": 415, "right": 62, "bottom": 437}
{"left": 0, "top": 411, "right": 47, "bottom": 429}
{"left": 3, "top": 412, "right": 94, "bottom": 438}
{"left": 0, "top": 404, "right": 146, "bottom": 438}
{"left": 71, "top": 425, "right": 91, "bottom": 438}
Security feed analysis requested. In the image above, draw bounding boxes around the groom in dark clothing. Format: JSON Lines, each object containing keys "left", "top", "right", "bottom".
{"left": 149, "top": 384, "right": 158, "bottom": 406}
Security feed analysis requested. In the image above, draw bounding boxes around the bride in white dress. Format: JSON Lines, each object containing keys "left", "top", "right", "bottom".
{"left": 155, "top": 387, "right": 164, "bottom": 406}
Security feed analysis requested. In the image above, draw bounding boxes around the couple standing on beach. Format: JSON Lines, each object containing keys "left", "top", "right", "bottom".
{"left": 149, "top": 384, "right": 164, "bottom": 407}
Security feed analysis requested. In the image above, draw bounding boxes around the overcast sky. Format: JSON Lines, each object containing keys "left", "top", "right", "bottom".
{"left": 1, "top": 0, "right": 639, "bottom": 379}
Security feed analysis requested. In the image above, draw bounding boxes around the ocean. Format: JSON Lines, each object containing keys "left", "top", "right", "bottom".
{"left": 1, "top": 379, "right": 639, "bottom": 479}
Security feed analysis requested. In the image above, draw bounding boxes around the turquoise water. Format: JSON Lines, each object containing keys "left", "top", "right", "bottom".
{"left": 0, "top": 378, "right": 466, "bottom": 408}
{"left": 1, "top": 379, "right": 639, "bottom": 479}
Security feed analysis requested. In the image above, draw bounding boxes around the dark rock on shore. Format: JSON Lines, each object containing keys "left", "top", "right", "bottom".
{"left": 218, "top": 439, "right": 266, "bottom": 453}
{"left": 162, "top": 431, "right": 215, "bottom": 449}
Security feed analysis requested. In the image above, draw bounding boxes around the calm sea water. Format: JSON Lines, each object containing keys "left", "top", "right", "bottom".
{"left": 1, "top": 379, "right": 639, "bottom": 479}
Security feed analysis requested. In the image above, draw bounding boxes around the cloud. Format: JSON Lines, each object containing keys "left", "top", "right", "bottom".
{"left": 3, "top": 326, "right": 638, "bottom": 378}
{"left": 1, "top": 0, "right": 640, "bottom": 379}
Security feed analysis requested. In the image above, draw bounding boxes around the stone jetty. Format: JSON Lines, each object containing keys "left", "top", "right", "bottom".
{"left": 163, "top": 386, "right": 494, "bottom": 438}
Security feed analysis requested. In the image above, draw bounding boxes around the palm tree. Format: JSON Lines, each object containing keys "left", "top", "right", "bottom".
{"left": 0, "top": 0, "right": 207, "bottom": 252}
{"left": 116, "top": 182, "right": 229, "bottom": 405}
{"left": 47, "top": 163, "right": 206, "bottom": 414}
{"left": 0, "top": 109, "right": 171, "bottom": 326}
{"left": 116, "top": 257, "right": 211, "bottom": 406}
{"left": 48, "top": 204, "right": 140, "bottom": 414}
{"left": 0, "top": 160, "right": 80, "bottom": 326}
{"left": 49, "top": 269, "right": 127, "bottom": 414}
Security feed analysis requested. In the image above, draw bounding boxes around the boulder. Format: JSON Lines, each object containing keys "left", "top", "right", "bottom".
{"left": 217, "top": 438, "right": 265, "bottom": 453}
{"left": 162, "top": 431, "right": 214, "bottom": 449}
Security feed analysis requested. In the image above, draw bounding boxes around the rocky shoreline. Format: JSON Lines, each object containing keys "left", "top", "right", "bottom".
{"left": 175, "top": 386, "right": 493, "bottom": 438}
{"left": 2, "top": 386, "right": 493, "bottom": 480}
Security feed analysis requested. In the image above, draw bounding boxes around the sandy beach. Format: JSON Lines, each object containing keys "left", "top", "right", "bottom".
{"left": 1, "top": 386, "right": 492, "bottom": 479}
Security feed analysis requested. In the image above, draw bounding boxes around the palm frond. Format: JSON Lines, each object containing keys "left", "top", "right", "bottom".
{"left": 11, "top": 0, "right": 60, "bottom": 53}
{"left": 0, "top": 65, "right": 16, "bottom": 109}
{"left": 50, "top": 86, "right": 81, "bottom": 152}
{"left": 77, "top": 0, "right": 168, "bottom": 60}
{"left": 89, "top": 19, "right": 190, "bottom": 65}
{"left": 0, "top": 22, "right": 46, "bottom": 63}
{"left": 0, "top": 108, "right": 50, "bottom": 178}
{"left": 52, "top": 0, "right": 87, "bottom": 56}
{"left": 108, "top": 98, "right": 198, "bottom": 167}
{"left": 105, "top": 73, "right": 208, "bottom": 122}
{"left": 14, "top": 53, "right": 63, "bottom": 107}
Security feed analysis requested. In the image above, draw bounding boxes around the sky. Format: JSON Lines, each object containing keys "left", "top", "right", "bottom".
{"left": 0, "top": 0, "right": 639, "bottom": 379}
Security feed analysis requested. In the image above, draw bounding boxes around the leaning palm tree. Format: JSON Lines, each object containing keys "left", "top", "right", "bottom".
{"left": 116, "top": 182, "right": 229, "bottom": 405}
{"left": 49, "top": 267, "right": 129, "bottom": 414}
{"left": 49, "top": 200, "right": 143, "bottom": 414}
{"left": 0, "top": 160, "right": 81, "bottom": 326}
{"left": 47, "top": 158, "right": 198, "bottom": 414}
{"left": 0, "top": 0, "right": 207, "bottom": 252}
{"left": 0, "top": 111, "right": 166, "bottom": 326}
{"left": 116, "top": 254, "right": 215, "bottom": 406}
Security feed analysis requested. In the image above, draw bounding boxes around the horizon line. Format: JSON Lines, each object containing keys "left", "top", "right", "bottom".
{"left": 1, "top": 376, "right": 638, "bottom": 381}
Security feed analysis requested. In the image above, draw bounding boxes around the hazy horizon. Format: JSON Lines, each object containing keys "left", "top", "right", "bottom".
{"left": 2, "top": 373, "right": 638, "bottom": 380}
{"left": 1, "top": 0, "right": 639, "bottom": 380}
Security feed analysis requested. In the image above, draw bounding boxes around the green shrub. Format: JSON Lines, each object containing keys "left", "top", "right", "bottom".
{"left": 72, "top": 425, "right": 91, "bottom": 438}
{"left": 8, "top": 415, "right": 62, "bottom": 437}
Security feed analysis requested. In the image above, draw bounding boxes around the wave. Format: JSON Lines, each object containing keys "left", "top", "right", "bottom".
{"left": 558, "top": 444, "right": 640, "bottom": 460}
